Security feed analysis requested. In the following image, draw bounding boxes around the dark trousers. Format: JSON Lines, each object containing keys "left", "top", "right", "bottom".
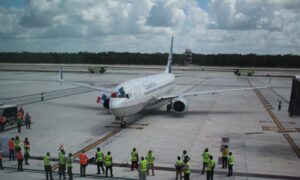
{"left": 45, "top": 165, "right": 53, "bottom": 180}
{"left": 67, "top": 167, "right": 73, "bottom": 180}
{"left": 97, "top": 161, "right": 104, "bottom": 174}
{"left": 17, "top": 159, "right": 23, "bottom": 171}
{"left": 228, "top": 164, "right": 233, "bottom": 176}
{"left": 184, "top": 173, "right": 190, "bottom": 180}
{"left": 24, "top": 153, "right": 29, "bottom": 165}
{"left": 176, "top": 170, "right": 182, "bottom": 180}
{"left": 202, "top": 162, "right": 207, "bottom": 174}
{"left": 17, "top": 125, "right": 21, "bottom": 133}
{"left": 222, "top": 156, "right": 227, "bottom": 168}
{"left": 59, "top": 164, "right": 66, "bottom": 179}
{"left": 25, "top": 122, "right": 31, "bottom": 129}
{"left": 9, "top": 150, "right": 15, "bottom": 161}
{"left": 105, "top": 165, "right": 113, "bottom": 177}
{"left": 0, "top": 159, "right": 3, "bottom": 169}
{"left": 131, "top": 161, "right": 138, "bottom": 170}
{"left": 206, "top": 170, "right": 214, "bottom": 180}
{"left": 80, "top": 164, "right": 86, "bottom": 177}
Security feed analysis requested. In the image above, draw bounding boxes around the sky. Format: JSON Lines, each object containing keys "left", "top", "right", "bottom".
{"left": 0, "top": 0, "right": 299, "bottom": 54}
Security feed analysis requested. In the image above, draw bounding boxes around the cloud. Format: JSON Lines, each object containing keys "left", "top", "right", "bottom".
{"left": 0, "top": 0, "right": 299, "bottom": 54}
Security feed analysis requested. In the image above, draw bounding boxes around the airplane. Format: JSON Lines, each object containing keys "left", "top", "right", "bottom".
{"left": 59, "top": 37, "right": 270, "bottom": 127}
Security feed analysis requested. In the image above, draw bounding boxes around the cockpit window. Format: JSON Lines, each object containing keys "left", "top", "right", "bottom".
{"left": 111, "top": 87, "right": 126, "bottom": 98}
{"left": 126, "top": 93, "right": 132, "bottom": 99}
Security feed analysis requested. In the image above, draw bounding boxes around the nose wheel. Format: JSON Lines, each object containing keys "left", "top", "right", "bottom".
{"left": 120, "top": 117, "right": 127, "bottom": 128}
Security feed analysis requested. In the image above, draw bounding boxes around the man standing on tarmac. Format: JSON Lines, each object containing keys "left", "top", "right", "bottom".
{"left": 139, "top": 156, "right": 147, "bottom": 180}
{"left": 201, "top": 148, "right": 210, "bottom": 174}
{"left": 206, "top": 155, "right": 216, "bottom": 180}
{"left": 79, "top": 150, "right": 88, "bottom": 177}
{"left": 222, "top": 145, "right": 229, "bottom": 169}
{"left": 24, "top": 137, "right": 30, "bottom": 165}
{"left": 95, "top": 147, "right": 104, "bottom": 174}
{"left": 8, "top": 137, "right": 15, "bottom": 161}
{"left": 17, "top": 116, "right": 22, "bottom": 133}
{"left": 44, "top": 152, "right": 53, "bottom": 180}
{"left": 227, "top": 152, "right": 234, "bottom": 177}
{"left": 66, "top": 153, "right": 73, "bottom": 180}
{"left": 146, "top": 150, "right": 155, "bottom": 176}
{"left": 105, "top": 151, "right": 113, "bottom": 177}
{"left": 183, "top": 156, "right": 191, "bottom": 180}
{"left": 16, "top": 148, "right": 24, "bottom": 171}
{"left": 175, "top": 156, "right": 184, "bottom": 180}
{"left": 24, "top": 112, "right": 31, "bottom": 129}
{"left": 58, "top": 149, "right": 66, "bottom": 179}
{"left": 131, "top": 147, "right": 139, "bottom": 171}
{"left": 0, "top": 114, "right": 6, "bottom": 132}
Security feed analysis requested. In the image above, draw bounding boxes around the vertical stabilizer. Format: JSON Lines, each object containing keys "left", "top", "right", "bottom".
{"left": 165, "top": 36, "right": 174, "bottom": 74}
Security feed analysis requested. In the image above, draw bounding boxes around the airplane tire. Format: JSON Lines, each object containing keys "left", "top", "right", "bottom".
{"left": 120, "top": 121, "right": 127, "bottom": 128}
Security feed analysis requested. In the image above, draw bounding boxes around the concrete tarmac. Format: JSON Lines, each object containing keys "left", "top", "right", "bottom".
{"left": 0, "top": 67, "right": 299, "bottom": 180}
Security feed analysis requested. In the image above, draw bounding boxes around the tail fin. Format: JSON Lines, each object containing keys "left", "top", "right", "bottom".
{"left": 164, "top": 36, "right": 174, "bottom": 74}
{"left": 59, "top": 67, "right": 64, "bottom": 82}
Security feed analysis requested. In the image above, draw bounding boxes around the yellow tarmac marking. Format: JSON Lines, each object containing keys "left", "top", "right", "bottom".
{"left": 247, "top": 79, "right": 300, "bottom": 159}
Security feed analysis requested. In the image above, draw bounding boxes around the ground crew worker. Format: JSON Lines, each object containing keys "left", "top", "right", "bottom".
{"left": 8, "top": 137, "right": 15, "bottom": 161}
{"left": 175, "top": 156, "right": 184, "bottom": 180}
{"left": 15, "top": 136, "right": 21, "bottom": 152}
{"left": 58, "top": 149, "right": 66, "bottom": 179}
{"left": 146, "top": 150, "right": 155, "bottom": 176}
{"left": 95, "top": 147, "right": 104, "bottom": 174}
{"left": 222, "top": 145, "right": 229, "bottom": 169}
{"left": 44, "top": 152, "right": 53, "bottom": 180}
{"left": 139, "top": 156, "right": 147, "bottom": 180}
{"left": 227, "top": 152, "right": 234, "bottom": 177}
{"left": 0, "top": 114, "right": 6, "bottom": 132}
{"left": 18, "top": 107, "right": 24, "bottom": 120}
{"left": 131, "top": 147, "right": 139, "bottom": 171}
{"left": 0, "top": 150, "right": 3, "bottom": 170}
{"left": 206, "top": 155, "right": 216, "bottom": 180}
{"left": 17, "top": 117, "right": 22, "bottom": 133}
{"left": 24, "top": 137, "right": 30, "bottom": 165}
{"left": 201, "top": 148, "right": 210, "bottom": 174}
{"left": 16, "top": 148, "right": 24, "bottom": 171}
{"left": 105, "top": 151, "right": 113, "bottom": 177}
{"left": 66, "top": 153, "right": 73, "bottom": 180}
{"left": 24, "top": 112, "right": 31, "bottom": 129}
{"left": 79, "top": 150, "right": 88, "bottom": 177}
{"left": 182, "top": 150, "right": 190, "bottom": 162}
{"left": 278, "top": 99, "right": 282, "bottom": 111}
{"left": 183, "top": 156, "right": 191, "bottom": 180}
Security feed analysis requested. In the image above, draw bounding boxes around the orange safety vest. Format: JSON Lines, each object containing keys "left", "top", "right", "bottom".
{"left": 8, "top": 140, "right": 15, "bottom": 150}
{"left": 79, "top": 153, "right": 88, "bottom": 165}
{"left": 17, "top": 151, "right": 23, "bottom": 160}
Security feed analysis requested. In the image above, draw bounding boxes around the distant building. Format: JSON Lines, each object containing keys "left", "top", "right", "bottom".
{"left": 184, "top": 48, "right": 192, "bottom": 65}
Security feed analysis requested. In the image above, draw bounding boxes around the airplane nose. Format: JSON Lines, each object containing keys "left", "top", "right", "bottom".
{"left": 109, "top": 99, "right": 124, "bottom": 117}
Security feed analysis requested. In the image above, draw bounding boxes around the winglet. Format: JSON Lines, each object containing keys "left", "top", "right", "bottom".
{"left": 165, "top": 36, "right": 173, "bottom": 74}
{"left": 59, "top": 67, "right": 64, "bottom": 82}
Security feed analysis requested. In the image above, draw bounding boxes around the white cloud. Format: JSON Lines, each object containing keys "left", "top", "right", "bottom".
{"left": 0, "top": 0, "right": 299, "bottom": 54}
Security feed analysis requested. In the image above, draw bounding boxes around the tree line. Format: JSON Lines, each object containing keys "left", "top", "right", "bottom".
{"left": 0, "top": 52, "right": 299, "bottom": 67}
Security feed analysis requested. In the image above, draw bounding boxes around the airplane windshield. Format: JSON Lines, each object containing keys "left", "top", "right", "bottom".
{"left": 111, "top": 87, "right": 126, "bottom": 98}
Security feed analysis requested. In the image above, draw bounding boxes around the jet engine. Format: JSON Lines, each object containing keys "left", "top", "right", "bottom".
{"left": 172, "top": 97, "right": 188, "bottom": 113}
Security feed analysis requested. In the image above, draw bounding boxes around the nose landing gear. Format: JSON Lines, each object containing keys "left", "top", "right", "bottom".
{"left": 119, "top": 117, "right": 127, "bottom": 128}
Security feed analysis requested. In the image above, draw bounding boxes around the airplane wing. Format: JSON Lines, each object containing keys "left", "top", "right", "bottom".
{"left": 59, "top": 67, "right": 112, "bottom": 93}
{"left": 159, "top": 85, "right": 269, "bottom": 101}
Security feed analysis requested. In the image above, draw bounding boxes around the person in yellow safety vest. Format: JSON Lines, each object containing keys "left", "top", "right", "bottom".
{"left": 139, "top": 156, "right": 147, "bottom": 180}
{"left": 175, "top": 156, "right": 184, "bottom": 180}
{"left": 24, "top": 137, "right": 30, "bottom": 165}
{"left": 95, "top": 147, "right": 105, "bottom": 174}
{"left": 58, "top": 149, "right": 66, "bottom": 179}
{"left": 227, "top": 152, "right": 234, "bottom": 177}
{"left": 44, "top": 152, "right": 53, "bottom": 180}
{"left": 146, "top": 150, "right": 155, "bottom": 176}
{"left": 104, "top": 151, "right": 113, "bottom": 177}
{"left": 201, "top": 148, "right": 210, "bottom": 174}
{"left": 183, "top": 156, "right": 191, "bottom": 180}
{"left": 206, "top": 155, "right": 216, "bottom": 180}
{"left": 17, "top": 117, "right": 22, "bottom": 133}
{"left": 15, "top": 136, "right": 21, "bottom": 152}
{"left": 131, "top": 147, "right": 139, "bottom": 171}
{"left": 222, "top": 145, "right": 229, "bottom": 169}
{"left": 66, "top": 153, "right": 73, "bottom": 180}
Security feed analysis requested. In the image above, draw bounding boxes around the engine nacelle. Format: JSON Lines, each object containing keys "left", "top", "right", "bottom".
{"left": 172, "top": 97, "right": 188, "bottom": 113}
{"left": 103, "top": 98, "right": 110, "bottom": 109}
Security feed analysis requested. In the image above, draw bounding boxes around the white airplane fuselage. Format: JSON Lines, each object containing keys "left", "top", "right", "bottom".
{"left": 109, "top": 72, "right": 175, "bottom": 118}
